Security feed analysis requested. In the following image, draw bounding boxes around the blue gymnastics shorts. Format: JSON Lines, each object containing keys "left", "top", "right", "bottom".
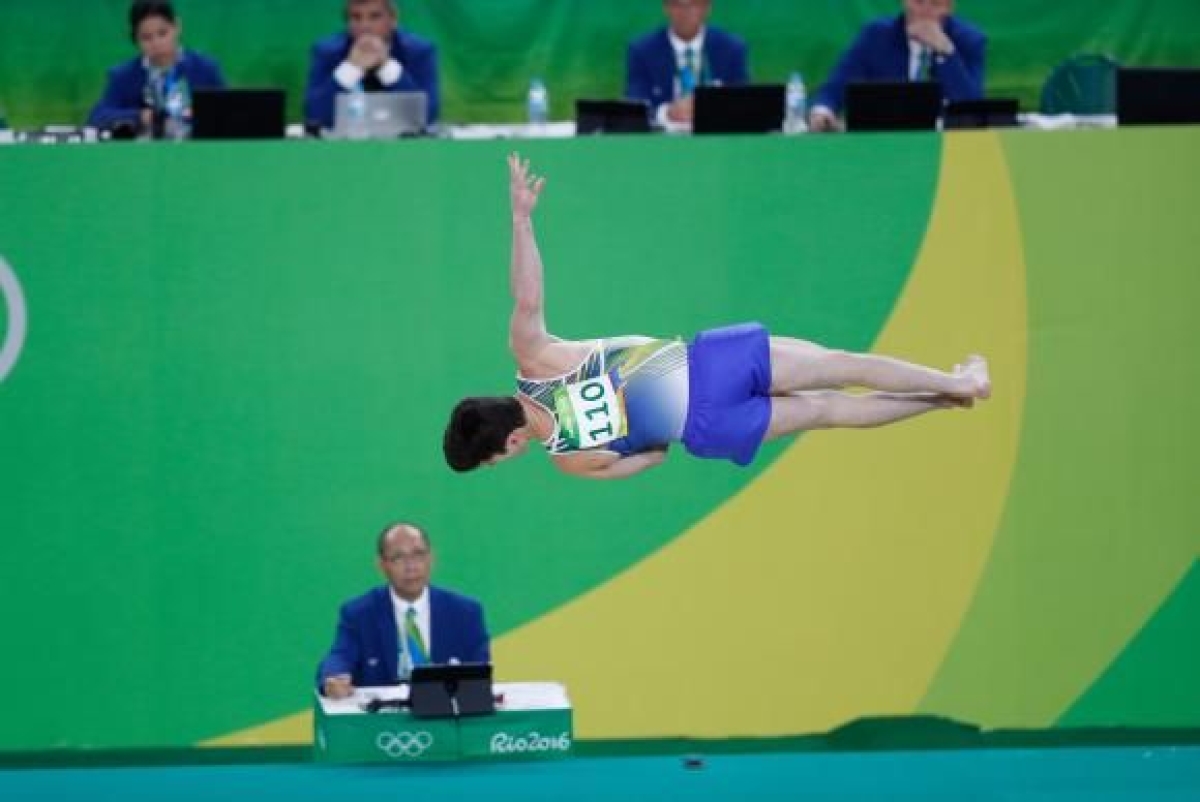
{"left": 681, "top": 322, "right": 772, "bottom": 467}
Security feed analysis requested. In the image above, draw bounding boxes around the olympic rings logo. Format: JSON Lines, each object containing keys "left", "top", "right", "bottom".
{"left": 0, "top": 256, "right": 28, "bottom": 384}
{"left": 375, "top": 730, "right": 434, "bottom": 758}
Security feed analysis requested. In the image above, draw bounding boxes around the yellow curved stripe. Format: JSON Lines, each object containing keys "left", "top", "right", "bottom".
{"left": 200, "top": 710, "right": 310, "bottom": 747}
{"left": 491, "top": 132, "right": 1028, "bottom": 738}
{"left": 203, "top": 132, "right": 1028, "bottom": 745}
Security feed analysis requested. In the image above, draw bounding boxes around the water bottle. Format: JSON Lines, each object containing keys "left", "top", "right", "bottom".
{"left": 785, "top": 71, "right": 808, "bottom": 134}
{"left": 345, "top": 84, "right": 369, "bottom": 139}
{"left": 0, "top": 100, "right": 11, "bottom": 145}
{"left": 527, "top": 78, "right": 549, "bottom": 126}
{"left": 163, "top": 76, "right": 191, "bottom": 140}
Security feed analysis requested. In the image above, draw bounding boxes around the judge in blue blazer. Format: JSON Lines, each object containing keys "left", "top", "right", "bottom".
{"left": 304, "top": 0, "right": 439, "bottom": 131}
{"left": 87, "top": 0, "right": 226, "bottom": 133}
{"left": 318, "top": 522, "right": 490, "bottom": 698}
{"left": 809, "top": 0, "right": 985, "bottom": 132}
{"left": 625, "top": 0, "right": 749, "bottom": 129}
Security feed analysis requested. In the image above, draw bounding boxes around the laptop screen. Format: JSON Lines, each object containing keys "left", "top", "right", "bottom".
{"left": 845, "top": 81, "right": 943, "bottom": 132}
{"left": 408, "top": 663, "right": 495, "bottom": 719}
{"left": 333, "top": 91, "right": 428, "bottom": 138}
{"left": 943, "top": 98, "right": 1019, "bottom": 130}
{"left": 693, "top": 84, "right": 785, "bottom": 135}
{"left": 1118, "top": 67, "right": 1200, "bottom": 125}
{"left": 191, "top": 89, "right": 286, "bottom": 140}
{"left": 575, "top": 99, "right": 651, "bottom": 134}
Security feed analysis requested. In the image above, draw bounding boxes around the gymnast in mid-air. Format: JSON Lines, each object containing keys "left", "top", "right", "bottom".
{"left": 443, "top": 153, "right": 991, "bottom": 480}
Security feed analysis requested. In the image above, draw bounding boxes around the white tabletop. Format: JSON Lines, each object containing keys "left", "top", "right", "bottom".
{"left": 318, "top": 680, "right": 570, "bottom": 716}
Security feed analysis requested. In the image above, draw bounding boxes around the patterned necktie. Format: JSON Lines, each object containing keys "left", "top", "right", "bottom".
{"left": 915, "top": 47, "right": 933, "bottom": 81}
{"left": 405, "top": 607, "right": 429, "bottom": 666}
{"left": 680, "top": 46, "right": 697, "bottom": 96}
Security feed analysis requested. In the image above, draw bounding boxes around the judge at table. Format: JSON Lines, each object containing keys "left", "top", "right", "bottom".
{"left": 316, "top": 521, "right": 491, "bottom": 699}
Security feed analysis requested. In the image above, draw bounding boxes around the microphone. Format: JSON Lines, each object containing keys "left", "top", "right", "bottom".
{"left": 363, "top": 697, "right": 410, "bottom": 714}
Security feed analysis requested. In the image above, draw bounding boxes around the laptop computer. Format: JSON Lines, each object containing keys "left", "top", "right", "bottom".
{"left": 575, "top": 99, "right": 651, "bottom": 134}
{"left": 191, "top": 88, "right": 286, "bottom": 140}
{"left": 692, "top": 84, "right": 785, "bottom": 134}
{"left": 1117, "top": 67, "right": 1200, "bottom": 125}
{"left": 844, "top": 81, "right": 943, "bottom": 132}
{"left": 943, "top": 98, "right": 1019, "bottom": 129}
{"left": 408, "top": 663, "right": 495, "bottom": 719}
{"left": 333, "top": 91, "right": 427, "bottom": 138}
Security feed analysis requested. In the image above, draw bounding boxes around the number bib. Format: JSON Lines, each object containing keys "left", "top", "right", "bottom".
{"left": 552, "top": 375, "right": 628, "bottom": 450}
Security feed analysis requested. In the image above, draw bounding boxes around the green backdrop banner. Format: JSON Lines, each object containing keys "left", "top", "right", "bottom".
{"left": 0, "top": 1, "right": 1198, "bottom": 127}
{"left": 0, "top": 127, "right": 1198, "bottom": 750}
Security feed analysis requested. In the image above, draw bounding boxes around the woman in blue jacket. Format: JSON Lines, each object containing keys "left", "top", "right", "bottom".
{"left": 87, "top": 0, "right": 226, "bottom": 135}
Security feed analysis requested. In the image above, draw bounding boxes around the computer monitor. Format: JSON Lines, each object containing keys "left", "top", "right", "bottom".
{"left": 943, "top": 98, "right": 1019, "bottom": 130}
{"left": 692, "top": 84, "right": 785, "bottom": 134}
{"left": 408, "top": 663, "right": 495, "bottom": 719}
{"left": 575, "top": 99, "right": 651, "bottom": 134}
{"left": 1117, "top": 67, "right": 1200, "bottom": 125}
{"left": 191, "top": 88, "right": 286, "bottom": 140}
{"left": 844, "top": 81, "right": 943, "bottom": 132}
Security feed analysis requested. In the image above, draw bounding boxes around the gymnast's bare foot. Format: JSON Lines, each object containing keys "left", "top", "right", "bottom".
{"left": 957, "top": 355, "right": 991, "bottom": 400}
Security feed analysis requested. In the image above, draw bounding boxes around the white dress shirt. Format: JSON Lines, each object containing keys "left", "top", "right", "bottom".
{"left": 335, "top": 58, "right": 403, "bottom": 90}
{"left": 656, "top": 28, "right": 708, "bottom": 130}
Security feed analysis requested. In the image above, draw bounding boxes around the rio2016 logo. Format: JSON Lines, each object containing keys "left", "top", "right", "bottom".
{"left": 0, "top": 256, "right": 27, "bottom": 383}
{"left": 489, "top": 730, "right": 571, "bottom": 754}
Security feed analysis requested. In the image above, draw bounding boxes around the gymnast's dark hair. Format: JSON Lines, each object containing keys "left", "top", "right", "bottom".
{"left": 443, "top": 397, "right": 526, "bottom": 472}
{"left": 129, "top": 0, "right": 177, "bottom": 41}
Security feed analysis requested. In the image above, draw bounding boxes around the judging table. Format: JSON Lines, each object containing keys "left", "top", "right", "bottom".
{"left": 0, "top": 115, "right": 1119, "bottom": 145}
{"left": 314, "top": 681, "right": 572, "bottom": 764}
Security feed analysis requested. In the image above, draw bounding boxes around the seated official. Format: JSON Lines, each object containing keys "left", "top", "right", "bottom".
{"left": 317, "top": 522, "right": 490, "bottom": 699}
{"left": 808, "top": 0, "right": 986, "bottom": 132}
{"left": 304, "top": 0, "right": 439, "bottom": 132}
{"left": 87, "top": 0, "right": 226, "bottom": 136}
{"left": 625, "top": 0, "right": 749, "bottom": 130}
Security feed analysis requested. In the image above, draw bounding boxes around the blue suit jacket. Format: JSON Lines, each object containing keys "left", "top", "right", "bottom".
{"left": 87, "top": 51, "right": 226, "bottom": 129}
{"left": 316, "top": 585, "right": 490, "bottom": 690}
{"left": 812, "top": 15, "right": 986, "bottom": 114}
{"left": 625, "top": 26, "right": 749, "bottom": 109}
{"left": 304, "top": 29, "right": 439, "bottom": 128}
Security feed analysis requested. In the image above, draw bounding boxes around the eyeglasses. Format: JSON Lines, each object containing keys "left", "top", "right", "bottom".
{"left": 383, "top": 550, "right": 430, "bottom": 564}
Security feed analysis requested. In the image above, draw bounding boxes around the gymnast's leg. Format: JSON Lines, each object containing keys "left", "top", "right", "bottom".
{"left": 768, "top": 337, "right": 990, "bottom": 399}
{"left": 763, "top": 390, "right": 967, "bottom": 441}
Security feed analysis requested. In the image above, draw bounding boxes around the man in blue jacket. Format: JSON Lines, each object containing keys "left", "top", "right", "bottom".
{"left": 317, "top": 522, "right": 490, "bottom": 698}
{"left": 304, "top": 0, "right": 439, "bottom": 131}
{"left": 625, "top": 0, "right": 749, "bottom": 130}
{"left": 809, "top": 0, "right": 986, "bottom": 132}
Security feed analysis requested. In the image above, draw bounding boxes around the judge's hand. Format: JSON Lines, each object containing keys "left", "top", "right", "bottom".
{"left": 808, "top": 107, "right": 840, "bottom": 133}
{"left": 667, "top": 95, "right": 695, "bottom": 123}
{"left": 323, "top": 674, "right": 355, "bottom": 699}
{"left": 906, "top": 20, "right": 954, "bottom": 55}
{"left": 348, "top": 35, "right": 388, "bottom": 70}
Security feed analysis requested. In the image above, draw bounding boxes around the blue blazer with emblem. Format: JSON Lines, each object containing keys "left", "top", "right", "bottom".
{"left": 304, "top": 29, "right": 439, "bottom": 129}
{"left": 87, "top": 51, "right": 226, "bottom": 130}
{"left": 625, "top": 26, "right": 749, "bottom": 110}
{"left": 812, "top": 14, "right": 986, "bottom": 114}
{"left": 316, "top": 585, "right": 490, "bottom": 691}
